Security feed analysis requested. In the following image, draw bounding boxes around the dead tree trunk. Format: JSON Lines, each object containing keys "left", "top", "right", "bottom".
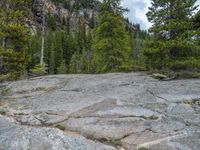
{"left": 40, "top": 5, "right": 45, "bottom": 69}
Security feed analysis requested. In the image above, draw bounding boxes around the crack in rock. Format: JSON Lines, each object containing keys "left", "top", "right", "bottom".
{"left": 136, "top": 132, "right": 187, "bottom": 149}
{"left": 147, "top": 89, "right": 170, "bottom": 102}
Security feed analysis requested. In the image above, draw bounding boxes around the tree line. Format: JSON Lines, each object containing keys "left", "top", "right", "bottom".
{"left": 0, "top": 0, "right": 199, "bottom": 81}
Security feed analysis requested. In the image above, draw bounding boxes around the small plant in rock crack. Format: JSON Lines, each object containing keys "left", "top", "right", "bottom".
{"left": 0, "top": 87, "right": 11, "bottom": 96}
{"left": 0, "top": 110, "right": 6, "bottom": 115}
{"left": 55, "top": 124, "right": 66, "bottom": 131}
{"left": 182, "top": 99, "right": 200, "bottom": 106}
{"left": 138, "top": 147, "right": 148, "bottom": 150}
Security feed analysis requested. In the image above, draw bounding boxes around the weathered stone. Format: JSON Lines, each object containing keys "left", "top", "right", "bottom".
{"left": 59, "top": 117, "right": 148, "bottom": 140}
{"left": 152, "top": 73, "right": 167, "bottom": 80}
{"left": 121, "top": 130, "right": 169, "bottom": 150}
{"left": 96, "top": 106, "right": 160, "bottom": 119}
{"left": 138, "top": 131, "right": 200, "bottom": 150}
{"left": 13, "top": 112, "right": 68, "bottom": 126}
{"left": 167, "top": 103, "right": 194, "bottom": 115}
{"left": 0, "top": 116, "right": 116, "bottom": 150}
{"left": 0, "top": 73, "right": 200, "bottom": 150}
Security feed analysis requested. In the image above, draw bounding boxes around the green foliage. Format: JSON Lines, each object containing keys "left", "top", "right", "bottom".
{"left": 30, "top": 64, "right": 48, "bottom": 76}
{"left": 143, "top": 0, "right": 200, "bottom": 72}
{"left": 192, "top": 10, "right": 200, "bottom": 47}
{"left": 46, "top": 30, "right": 76, "bottom": 74}
{"left": 0, "top": 86, "right": 11, "bottom": 96}
{"left": 91, "top": 0, "right": 131, "bottom": 73}
{"left": 143, "top": 38, "right": 200, "bottom": 71}
{"left": 57, "top": 62, "right": 67, "bottom": 74}
{"left": 47, "top": 14, "right": 57, "bottom": 30}
{"left": 7, "top": 0, "right": 200, "bottom": 80}
{"left": 28, "top": 33, "right": 41, "bottom": 70}
{"left": 0, "top": 0, "right": 31, "bottom": 49}
{"left": 69, "top": 52, "right": 81, "bottom": 73}
{"left": 0, "top": 0, "right": 148, "bottom": 79}
{"left": 55, "top": 124, "right": 66, "bottom": 131}
{"left": 79, "top": 50, "right": 93, "bottom": 73}
{"left": 0, "top": 0, "right": 31, "bottom": 80}
{"left": 146, "top": 0, "right": 198, "bottom": 40}
{"left": 119, "top": 60, "right": 147, "bottom": 72}
{"left": 171, "top": 71, "right": 200, "bottom": 79}
{"left": 0, "top": 49, "right": 26, "bottom": 80}
{"left": 28, "top": 28, "right": 76, "bottom": 75}
{"left": 168, "top": 57, "right": 200, "bottom": 71}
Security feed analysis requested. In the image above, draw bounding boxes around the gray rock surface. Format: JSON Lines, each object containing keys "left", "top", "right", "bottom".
{"left": 0, "top": 73, "right": 200, "bottom": 150}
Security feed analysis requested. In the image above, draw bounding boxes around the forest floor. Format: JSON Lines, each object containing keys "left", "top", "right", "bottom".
{"left": 0, "top": 73, "right": 200, "bottom": 150}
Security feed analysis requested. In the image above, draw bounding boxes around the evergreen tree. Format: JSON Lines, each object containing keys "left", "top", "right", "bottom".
{"left": 143, "top": 0, "right": 200, "bottom": 71}
{"left": 62, "top": 34, "right": 77, "bottom": 72}
{"left": 69, "top": 17, "right": 87, "bottom": 73}
{"left": 54, "top": 29, "right": 64, "bottom": 73}
{"left": 192, "top": 10, "right": 200, "bottom": 46}
{"left": 80, "top": 29, "right": 93, "bottom": 73}
{"left": 28, "top": 33, "right": 41, "bottom": 70}
{"left": 0, "top": 0, "right": 31, "bottom": 79}
{"left": 91, "top": 0, "right": 131, "bottom": 73}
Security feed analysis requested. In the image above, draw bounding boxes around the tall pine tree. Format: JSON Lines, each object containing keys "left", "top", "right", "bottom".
{"left": 0, "top": 0, "right": 31, "bottom": 79}
{"left": 143, "top": 0, "right": 200, "bottom": 71}
{"left": 91, "top": 0, "right": 131, "bottom": 73}
{"left": 192, "top": 10, "right": 200, "bottom": 47}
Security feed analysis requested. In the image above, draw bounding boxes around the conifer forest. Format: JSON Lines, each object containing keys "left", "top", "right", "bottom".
{"left": 0, "top": 0, "right": 200, "bottom": 80}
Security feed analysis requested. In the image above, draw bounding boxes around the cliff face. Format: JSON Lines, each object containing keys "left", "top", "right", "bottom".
{"left": 31, "top": 0, "right": 99, "bottom": 32}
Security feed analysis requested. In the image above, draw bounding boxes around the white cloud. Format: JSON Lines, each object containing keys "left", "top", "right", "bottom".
{"left": 122, "top": 0, "right": 200, "bottom": 30}
{"left": 121, "top": 0, "right": 151, "bottom": 30}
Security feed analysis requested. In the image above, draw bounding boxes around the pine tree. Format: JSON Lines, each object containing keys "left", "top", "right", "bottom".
{"left": 143, "top": 0, "right": 199, "bottom": 71}
{"left": 28, "top": 33, "right": 41, "bottom": 70}
{"left": 192, "top": 10, "right": 200, "bottom": 46}
{"left": 91, "top": 0, "right": 131, "bottom": 73}
{"left": 69, "top": 17, "right": 87, "bottom": 73}
{"left": 62, "top": 33, "right": 77, "bottom": 72}
{"left": 54, "top": 29, "right": 64, "bottom": 73}
{"left": 0, "top": 0, "right": 31, "bottom": 79}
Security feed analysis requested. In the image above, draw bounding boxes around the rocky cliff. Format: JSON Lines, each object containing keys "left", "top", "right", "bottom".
{"left": 30, "top": 0, "right": 99, "bottom": 32}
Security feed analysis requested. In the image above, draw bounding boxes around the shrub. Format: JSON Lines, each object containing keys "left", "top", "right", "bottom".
{"left": 30, "top": 64, "right": 48, "bottom": 76}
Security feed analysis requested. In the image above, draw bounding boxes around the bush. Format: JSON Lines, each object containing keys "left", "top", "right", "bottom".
{"left": 119, "top": 60, "right": 147, "bottom": 72}
{"left": 175, "top": 71, "right": 200, "bottom": 79}
{"left": 167, "top": 57, "right": 200, "bottom": 71}
{"left": 0, "top": 86, "right": 11, "bottom": 96}
{"left": 0, "top": 74, "right": 11, "bottom": 82}
{"left": 30, "top": 64, "right": 48, "bottom": 76}
{"left": 143, "top": 38, "right": 200, "bottom": 72}
{"left": 57, "top": 62, "right": 67, "bottom": 74}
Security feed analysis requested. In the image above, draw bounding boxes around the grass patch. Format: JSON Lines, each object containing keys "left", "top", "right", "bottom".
{"left": 0, "top": 87, "right": 11, "bottom": 96}
{"left": 138, "top": 147, "right": 148, "bottom": 150}
{"left": 175, "top": 71, "right": 200, "bottom": 79}
{"left": 109, "top": 139, "right": 122, "bottom": 147}
{"left": 148, "top": 115, "right": 159, "bottom": 120}
{"left": 55, "top": 124, "right": 66, "bottom": 131}
{"left": 0, "top": 110, "right": 6, "bottom": 115}
{"left": 182, "top": 99, "right": 200, "bottom": 105}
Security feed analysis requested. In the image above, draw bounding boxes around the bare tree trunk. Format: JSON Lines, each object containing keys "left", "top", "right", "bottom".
{"left": 0, "top": 56, "right": 2, "bottom": 71}
{"left": 40, "top": 6, "right": 45, "bottom": 69}
{"left": 2, "top": 38, "right": 7, "bottom": 49}
{"left": 0, "top": 38, "right": 7, "bottom": 72}
{"left": 0, "top": 3, "right": 9, "bottom": 72}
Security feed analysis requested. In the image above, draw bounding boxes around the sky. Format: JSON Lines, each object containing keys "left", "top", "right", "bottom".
{"left": 121, "top": 0, "right": 200, "bottom": 30}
